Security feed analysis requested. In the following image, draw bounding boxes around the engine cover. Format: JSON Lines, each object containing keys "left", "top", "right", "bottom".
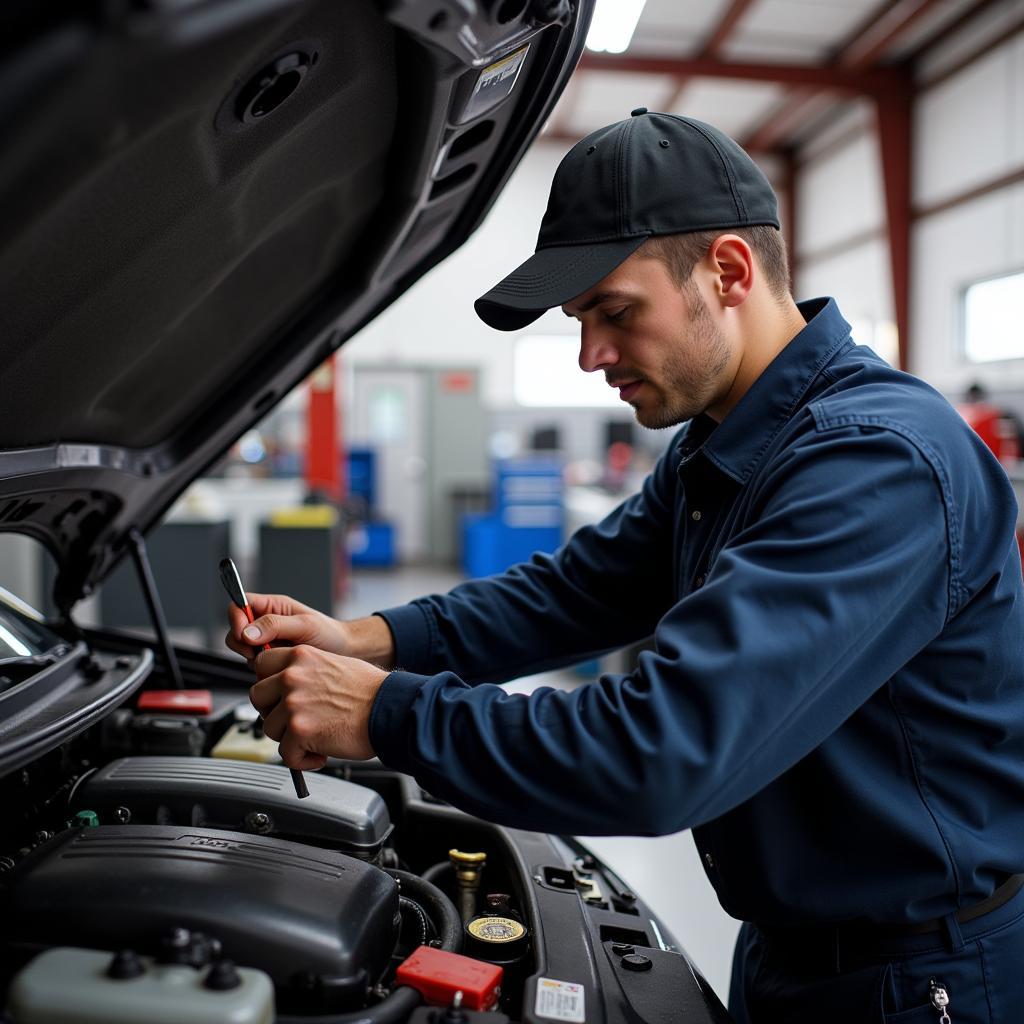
{"left": 72, "top": 757, "right": 392, "bottom": 857}
{"left": 1, "top": 825, "right": 399, "bottom": 1002}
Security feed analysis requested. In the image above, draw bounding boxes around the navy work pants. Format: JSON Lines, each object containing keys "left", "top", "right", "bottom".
{"left": 729, "top": 883, "right": 1024, "bottom": 1023}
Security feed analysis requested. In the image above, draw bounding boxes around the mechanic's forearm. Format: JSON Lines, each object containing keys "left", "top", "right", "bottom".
{"left": 344, "top": 614, "right": 396, "bottom": 670}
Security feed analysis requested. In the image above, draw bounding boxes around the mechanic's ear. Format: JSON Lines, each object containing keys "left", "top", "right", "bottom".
{"left": 708, "top": 234, "right": 754, "bottom": 308}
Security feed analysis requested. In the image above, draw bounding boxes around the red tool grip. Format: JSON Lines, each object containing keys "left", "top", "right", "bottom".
{"left": 243, "top": 603, "right": 272, "bottom": 652}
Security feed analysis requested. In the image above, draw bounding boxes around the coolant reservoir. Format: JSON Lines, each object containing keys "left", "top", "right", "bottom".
{"left": 8, "top": 947, "right": 275, "bottom": 1024}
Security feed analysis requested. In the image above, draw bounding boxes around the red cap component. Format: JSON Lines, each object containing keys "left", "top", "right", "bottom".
{"left": 395, "top": 946, "right": 503, "bottom": 1011}
{"left": 137, "top": 690, "right": 213, "bottom": 715}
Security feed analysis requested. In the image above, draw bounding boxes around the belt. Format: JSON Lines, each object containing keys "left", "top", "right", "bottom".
{"left": 758, "top": 874, "right": 1024, "bottom": 966}
{"left": 879, "top": 873, "right": 1024, "bottom": 937}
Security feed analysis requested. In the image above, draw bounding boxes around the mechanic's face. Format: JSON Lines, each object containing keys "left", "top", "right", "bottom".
{"left": 562, "top": 254, "right": 734, "bottom": 428}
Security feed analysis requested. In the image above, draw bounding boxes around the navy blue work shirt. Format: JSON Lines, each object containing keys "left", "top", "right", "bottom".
{"left": 370, "top": 297, "right": 1024, "bottom": 927}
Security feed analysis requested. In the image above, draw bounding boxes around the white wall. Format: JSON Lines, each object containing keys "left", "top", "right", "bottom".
{"left": 797, "top": 107, "right": 885, "bottom": 257}
{"left": 911, "top": 26, "right": 1024, "bottom": 395}
{"left": 912, "top": 182, "right": 1024, "bottom": 392}
{"left": 793, "top": 12, "right": 1024, "bottom": 401}
{"left": 344, "top": 142, "right": 579, "bottom": 409}
{"left": 793, "top": 102, "right": 897, "bottom": 359}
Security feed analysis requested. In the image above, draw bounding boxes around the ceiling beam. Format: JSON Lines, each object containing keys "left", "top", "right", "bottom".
{"left": 743, "top": 91, "right": 834, "bottom": 154}
{"left": 902, "top": 0, "right": 1002, "bottom": 62}
{"left": 840, "top": 0, "right": 948, "bottom": 68}
{"left": 660, "top": 0, "right": 755, "bottom": 113}
{"left": 578, "top": 52, "right": 902, "bottom": 92}
{"left": 738, "top": 0, "right": 943, "bottom": 152}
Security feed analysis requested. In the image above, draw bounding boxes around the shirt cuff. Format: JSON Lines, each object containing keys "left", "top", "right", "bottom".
{"left": 374, "top": 602, "right": 436, "bottom": 672}
{"left": 368, "top": 669, "right": 430, "bottom": 773}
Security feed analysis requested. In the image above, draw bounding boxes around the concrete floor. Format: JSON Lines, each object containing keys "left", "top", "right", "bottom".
{"left": 340, "top": 566, "right": 742, "bottom": 1004}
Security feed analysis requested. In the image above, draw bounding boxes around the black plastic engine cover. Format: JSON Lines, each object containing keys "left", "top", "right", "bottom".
{"left": 72, "top": 757, "right": 392, "bottom": 856}
{"left": 1, "top": 825, "right": 399, "bottom": 999}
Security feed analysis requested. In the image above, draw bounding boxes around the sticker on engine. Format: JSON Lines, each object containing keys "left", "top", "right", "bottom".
{"left": 534, "top": 977, "right": 585, "bottom": 1022}
{"left": 460, "top": 45, "right": 530, "bottom": 123}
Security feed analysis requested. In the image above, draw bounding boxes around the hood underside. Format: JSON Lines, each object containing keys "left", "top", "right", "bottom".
{"left": 0, "top": 0, "right": 589, "bottom": 611}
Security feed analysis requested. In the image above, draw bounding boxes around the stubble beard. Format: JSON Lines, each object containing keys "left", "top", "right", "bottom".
{"left": 630, "top": 291, "right": 731, "bottom": 430}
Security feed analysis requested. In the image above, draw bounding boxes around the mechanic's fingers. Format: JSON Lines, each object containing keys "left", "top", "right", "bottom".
{"left": 251, "top": 645, "right": 307, "bottom": 680}
{"left": 277, "top": 715, "right": 327, "bottom": 771}
{"left": 280, "top": 744, "right": 329, "bottom": 773}
{"left": 224, "top": 628, "right": 257, "bottom": 663}
{"left": 245, "top": 592, "right": 311, "bottom": 619}
{"left": 249, "top": 675, "right": 285, "bottom": 719}
{"left": 240, "top": 610, "right": 315, "bottom": 648}
{"left": 259, "top": 699, "right": 288, "bottom": 742}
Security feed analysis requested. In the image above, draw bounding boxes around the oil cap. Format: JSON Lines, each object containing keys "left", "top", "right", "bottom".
{"left": 74, "top": 810, "right": 98, "bottom": 828}
{"left": 620, "top": 953, "right": 653, "bottom": 972}
{"left": 465, "top": 915, "right": 527, "bottom": 961}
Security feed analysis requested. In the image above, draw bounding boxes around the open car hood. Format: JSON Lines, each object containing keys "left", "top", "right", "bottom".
{"left": 0, "top": 0, "right": 590, "bottom": 612}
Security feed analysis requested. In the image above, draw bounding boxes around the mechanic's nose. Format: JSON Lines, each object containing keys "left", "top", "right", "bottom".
{"left": 578, "top": 324, "right": 618, "bottom": 373}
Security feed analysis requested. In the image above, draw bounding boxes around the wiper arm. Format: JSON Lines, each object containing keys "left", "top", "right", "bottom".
{"left": 0, "top": 644, "right": 72, "bottom": 670}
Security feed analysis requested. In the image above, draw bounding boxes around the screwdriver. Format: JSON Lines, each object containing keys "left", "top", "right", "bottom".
{"left": 219, "top": 557, "right": 309, "bottom": 799}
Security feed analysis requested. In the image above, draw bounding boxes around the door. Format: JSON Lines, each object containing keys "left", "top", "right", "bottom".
{"left": 349, "top": 368, "right": 428, "bottom": 562}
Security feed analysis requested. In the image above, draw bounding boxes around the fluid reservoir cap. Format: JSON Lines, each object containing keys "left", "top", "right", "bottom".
{"left": 205, "top": 959, "right": 242, "bottom": 991}
{"left": 107, "top": 949, "right": 145, "bottom": 980}
{"left": 75, "top": 810, "right": 99, "bottom": 828}
{"left": 620, "top": 953, "right": 653, "bottom": 972}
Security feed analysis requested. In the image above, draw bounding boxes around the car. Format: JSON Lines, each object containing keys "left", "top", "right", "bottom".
{"left": 0, "top": 3, "right": 731, "bottom": 1022}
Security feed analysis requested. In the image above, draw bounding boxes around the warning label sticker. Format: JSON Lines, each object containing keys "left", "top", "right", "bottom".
{"left": 460, "top": 45, "right": 530, "bottom": 123}
{"left": 534, "top": 977, "right": 585, "bottom": 1022}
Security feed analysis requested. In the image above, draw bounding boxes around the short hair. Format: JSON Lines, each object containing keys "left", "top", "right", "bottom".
{"left": 638, "top": 225, "right": 791, "bottom": 300}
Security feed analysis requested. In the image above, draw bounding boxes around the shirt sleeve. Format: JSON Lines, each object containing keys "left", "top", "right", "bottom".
{"left": 369, "top": 421, "right": 952, "bottom": 836}
{"left": 375, "top": 436, "right": 682, "bottom": 684}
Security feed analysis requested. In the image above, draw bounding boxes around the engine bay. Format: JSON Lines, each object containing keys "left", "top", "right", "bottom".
{"left": 0, "top": 628, "right": 731, "bottom": 1024}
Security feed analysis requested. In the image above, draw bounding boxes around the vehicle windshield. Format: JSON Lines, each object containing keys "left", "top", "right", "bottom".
{"left": 0, "top": 588, "right": 62, "bottom": 660}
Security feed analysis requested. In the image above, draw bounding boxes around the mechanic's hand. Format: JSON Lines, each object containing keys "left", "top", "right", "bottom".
{"left": 249, "top": 645, "right": 389, "bottom": 768}
{"left": 225, "top": 593, "right": 395, "bottom": 668}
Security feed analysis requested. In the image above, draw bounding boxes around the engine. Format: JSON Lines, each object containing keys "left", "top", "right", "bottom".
{"left": 0, "top": 647, "right": 727, "bottom": 1024}
{"left": 5, "top": 759, "right": 400, "bottom": 1009}
{"left": 0, "top": 748, "right": 521, "bottom": 1023}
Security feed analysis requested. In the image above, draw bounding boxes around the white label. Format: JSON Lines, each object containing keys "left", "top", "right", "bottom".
{"left": 461, "top": 45, "right": 530, "bottom": 122}
{"left": 534, "top": 977, "right": 585, "bottom": 1022}
{"left": 475, "top": 47, "right": 529, "bottom": 92}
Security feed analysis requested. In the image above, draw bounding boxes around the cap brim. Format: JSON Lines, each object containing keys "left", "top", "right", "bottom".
{"left": 474, "top": 236, "right": 649, "bottom": 331}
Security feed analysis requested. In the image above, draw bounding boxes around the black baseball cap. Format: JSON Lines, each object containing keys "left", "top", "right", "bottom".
{"left": 475, "top": 109, "right": 780, "bottom": 331}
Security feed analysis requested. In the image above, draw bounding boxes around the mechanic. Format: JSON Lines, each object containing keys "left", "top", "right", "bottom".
{"left": 228, "top": 110, "right": 1024, "bottom": 1023}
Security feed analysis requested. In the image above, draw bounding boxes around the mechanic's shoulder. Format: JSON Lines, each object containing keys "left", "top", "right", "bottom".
{"left": 807, "top": 362, "right": 968, "bottom": 459}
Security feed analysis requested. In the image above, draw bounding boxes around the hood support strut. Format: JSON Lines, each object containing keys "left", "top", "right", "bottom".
{"left": 127, "top": 528, "right": 184, "bottom": 690}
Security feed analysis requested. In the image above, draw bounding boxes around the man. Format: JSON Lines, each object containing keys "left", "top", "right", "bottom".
{"left": 228, "top": 110, "right": 1024, "bottom": 1022}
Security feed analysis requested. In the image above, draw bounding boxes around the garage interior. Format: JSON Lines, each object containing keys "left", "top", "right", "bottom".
{"left": 1, "top": 0, "right": 1022, "bottom": 1004}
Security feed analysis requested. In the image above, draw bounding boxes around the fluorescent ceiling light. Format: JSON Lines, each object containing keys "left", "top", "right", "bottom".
{"left": 586, "top": 0, "right": 647, "bottom": 54}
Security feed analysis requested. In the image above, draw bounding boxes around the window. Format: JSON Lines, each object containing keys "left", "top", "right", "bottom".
{"left": 849, "top": 318, "right": 899, "bottom": 367}
{"left": 963, "top": 271, "right": 1024, "bottom": 363}
{"left": 514, "top": 336, "right": 621, "bottom": 408}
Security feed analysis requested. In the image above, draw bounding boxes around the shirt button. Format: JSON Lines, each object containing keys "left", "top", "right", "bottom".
{"left": 695, "top": 575, "right": 705, "bottom": 588}
{"left": 705, "top": 852, "right": 714, "bottom": 869}
{"left": 691, "top": 510, "right": 702, "bottom": 521}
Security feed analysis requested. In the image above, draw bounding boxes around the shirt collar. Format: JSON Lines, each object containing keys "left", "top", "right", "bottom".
{"left": 677, "top": 297, "right": 852, "bottom": 484}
